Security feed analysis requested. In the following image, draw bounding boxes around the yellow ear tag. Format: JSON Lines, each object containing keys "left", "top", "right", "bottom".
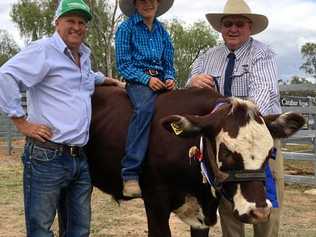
{"left": 171, "top": 122, "right": 183, "bottom": 135}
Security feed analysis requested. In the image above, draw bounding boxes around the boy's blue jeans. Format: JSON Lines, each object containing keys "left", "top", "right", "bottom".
{"left": 22, "top": 141, "right": 92, "bottom": 237}
{"left": 122, "top": 82, "right": 157, "bottom": 181}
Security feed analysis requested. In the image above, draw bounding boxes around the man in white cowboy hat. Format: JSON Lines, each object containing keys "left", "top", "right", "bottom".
{"left": 0, "top": 0, "right": 123, "bottom": 236}
{"left": 187, "top": 0, "right": 283, "bottom": 236}
{"left": 115, "top": 0, "right": 176, "bottom": 198}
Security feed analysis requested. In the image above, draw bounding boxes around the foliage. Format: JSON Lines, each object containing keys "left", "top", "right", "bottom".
{"left": 289, "top": 75, "right": 312, "bottom": 85}
{"left": 300, "top": 42, "right": 316, "bottom": 83}
{"left": 0, "top": 30, "right": 20, "bottom": 66}
{"left": 86, "top": 0, "right": 123, "bottom": 76}
{"left": 166, "top": 19, "right": 218, "bottom": 88}
{"left": 10, "top": 0, "right": 56, "bottom": 42}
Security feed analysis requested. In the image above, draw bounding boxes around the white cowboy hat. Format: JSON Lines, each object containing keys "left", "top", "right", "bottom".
{"left": 119, "top": 0, "right": 174, "bottom": 17}
{"left": 205, "top": 0, "right": 268, "bottom": 35}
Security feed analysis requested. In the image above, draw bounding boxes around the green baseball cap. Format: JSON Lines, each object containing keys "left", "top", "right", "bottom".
{"left": 55, "top": 0, "right": 92, "bottom": 22}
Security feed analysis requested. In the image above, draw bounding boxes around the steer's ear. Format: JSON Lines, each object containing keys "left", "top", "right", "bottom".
{"left": 263, "top": 112, "right": 305, "bottom": 138}
{"left": 160, "top": 115, "right": 202, "bottom": 136}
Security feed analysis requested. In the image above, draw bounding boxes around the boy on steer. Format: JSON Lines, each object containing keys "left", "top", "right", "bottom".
{"left": 0, "top": 0, "right": 122, "bottom": 236}
{"left": 115, "top": 0, "right": 176, "bottom": 198}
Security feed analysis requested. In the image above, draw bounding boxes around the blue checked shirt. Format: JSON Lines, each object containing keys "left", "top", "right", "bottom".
{"left": 115, "top": 12, "right": 175, "bottom": 85}
{"left": 187, "top": 38, "right": 281, "bottom": 116}
{"left": 0, "top": 32, "right": 105, "bottom": 146}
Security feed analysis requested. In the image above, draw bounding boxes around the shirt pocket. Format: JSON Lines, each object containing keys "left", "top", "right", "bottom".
{"left": 83, "top": 73, "right": 96, "bottom": 95}
{"left": 232, "top": 67, "right": 250, "bottom": 98}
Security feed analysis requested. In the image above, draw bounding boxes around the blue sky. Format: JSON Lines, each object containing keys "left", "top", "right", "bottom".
{"left": 1, "top": 0, "right": 316, "bottom": 82}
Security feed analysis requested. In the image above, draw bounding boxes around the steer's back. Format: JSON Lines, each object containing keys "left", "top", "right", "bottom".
{"left": 88, "top": 86, "right": 219, "bottom": 200}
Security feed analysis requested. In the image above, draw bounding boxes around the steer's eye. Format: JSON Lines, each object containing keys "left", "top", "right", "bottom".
{"left": 221, "top": 148, "right": 231, "bottom": 158}
{"left": 218, "top": 143, "right": 244, "bottom": 170}
{"left": 219, "top": 143, "right": 232, "bottom": 159}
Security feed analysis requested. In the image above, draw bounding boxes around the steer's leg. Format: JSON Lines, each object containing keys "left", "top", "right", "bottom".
{"left": 143, "top": 193, "right": 172, "bottom": 237}
{"left": 190, "top": 227, "right": 210, "bottom": 237}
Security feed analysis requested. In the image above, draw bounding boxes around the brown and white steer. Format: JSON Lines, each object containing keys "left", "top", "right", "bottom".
{"left": 87, "top": 86, "right": 305, "bottom": 237}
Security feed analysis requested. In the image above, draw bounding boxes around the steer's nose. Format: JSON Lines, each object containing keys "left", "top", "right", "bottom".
{"left": 234, "top": 206, "right": 271, "bottom": 224}
{"left": 250, "top": 207, "right": 271, "bottom": 223}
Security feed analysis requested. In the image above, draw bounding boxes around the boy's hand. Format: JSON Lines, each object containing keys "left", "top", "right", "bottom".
{"left": 165, "top": 79, "right": 175, "bottom": 90}
{"left": 149, "top": 77, "right": 166, "bottom": 91}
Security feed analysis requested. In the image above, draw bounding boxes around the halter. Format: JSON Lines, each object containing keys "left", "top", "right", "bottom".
{"left": 191, "top": 100, "right": 267, "bottom": 202}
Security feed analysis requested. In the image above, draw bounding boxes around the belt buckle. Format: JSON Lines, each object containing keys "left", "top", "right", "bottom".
{"left": 70, "top": 146, "right": 77, "bottom": 157}
{"left": 148, "top": 69, "right": 158, "bottom": 76}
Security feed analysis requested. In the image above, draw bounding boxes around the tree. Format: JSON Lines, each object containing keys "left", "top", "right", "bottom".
{"left": 87, "top": 0, "right": 123, "bottom": 76}
{"left": 300, "top": 42, "right": 316, "bottom": 83}
{"left": 10, "top": 0, "right": 56, "bottom": 43}
{"left": 289, "top": 75, "right": 312, "bottom": 85}
{"left": 166, "top": 20, "right": 218, "bottom": 88}
{"left": 0, "top": 30, "right": 20, "bottom": 66}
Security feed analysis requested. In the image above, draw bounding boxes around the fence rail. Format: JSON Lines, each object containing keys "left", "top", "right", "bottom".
{"left": 283, "top": 133, "right": 316, "bottom": 186}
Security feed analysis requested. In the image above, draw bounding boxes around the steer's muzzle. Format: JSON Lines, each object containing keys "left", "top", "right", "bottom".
{"left": 234, "top": 206, "right": 271, "bottom": 224}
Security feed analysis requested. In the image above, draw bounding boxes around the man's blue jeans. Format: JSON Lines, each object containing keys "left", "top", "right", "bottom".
{"left": 122, "top": 82, "right": 157, "bottom": 181}
{"left": 22, "top": 141, "right": 92, "bottom": 237}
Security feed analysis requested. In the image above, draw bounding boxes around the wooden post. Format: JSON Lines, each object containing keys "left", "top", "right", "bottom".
{"left": 313, "top": 136, "right": 316, "bottom": 182}
{"left": 7, "top": 121, "right": 12, "bottom": 155}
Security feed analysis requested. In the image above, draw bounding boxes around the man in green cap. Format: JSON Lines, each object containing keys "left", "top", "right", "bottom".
{"left": 0, "top": 0, "right": 122, "bottom": 236}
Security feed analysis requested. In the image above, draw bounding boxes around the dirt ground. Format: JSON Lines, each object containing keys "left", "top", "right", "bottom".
{"left": 0, "top": 143, "right": 316, "bottom": 237}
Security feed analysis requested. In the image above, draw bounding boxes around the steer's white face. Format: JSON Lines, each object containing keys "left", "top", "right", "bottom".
{"left": 216, "top": 118, "right": 273, "bottom": 170}
{"left": 215, "top": 99, "right": 274, "bottom": 219}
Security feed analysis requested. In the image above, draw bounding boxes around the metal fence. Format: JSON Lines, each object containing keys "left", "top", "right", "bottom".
{"left": 280, "top": 85, "right": 316, "bottom": 186}
{"left": 282, "top": 130, "right": 316, "bottom": 186}
{"left": 0, "top": 114, "right": 24, "bottom": 155}
{"left": 0, "top": 92, "right": 26, "bottom": 155}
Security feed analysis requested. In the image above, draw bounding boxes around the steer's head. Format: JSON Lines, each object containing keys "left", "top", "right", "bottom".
{"left": 161, "top": 98, "right": 305, "bottom": 224}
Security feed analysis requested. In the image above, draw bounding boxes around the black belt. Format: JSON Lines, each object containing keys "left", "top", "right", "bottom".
{"left": 26, "top": 137, "right": 84, "bottom": 157}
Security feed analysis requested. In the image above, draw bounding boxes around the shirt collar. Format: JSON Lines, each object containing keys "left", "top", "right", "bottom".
{"left": 130, "top": 11, "right": 159, "bottom": 30}
{"left": 131, "top": 11, "right": 144, "bottom": 24}
{"left": 224, "top": 38, "right": 253, "bottom": 60}
{"left": 51, "top": 32, "right": 91, "bottom": 57}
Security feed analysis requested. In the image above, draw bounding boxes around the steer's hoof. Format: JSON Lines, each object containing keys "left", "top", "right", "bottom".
{"left": 123, "top": 180, "right": 142, "bottom": 198}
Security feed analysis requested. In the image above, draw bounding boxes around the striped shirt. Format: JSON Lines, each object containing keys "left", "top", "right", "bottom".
{"left": 0, "top": 32, "right": 104, "bottom": 146}
{"left": 115, "top": 12, "right": 175, "bottom": 85}
{"left": 188, "top": 38, "right": 281, "bottom": 115}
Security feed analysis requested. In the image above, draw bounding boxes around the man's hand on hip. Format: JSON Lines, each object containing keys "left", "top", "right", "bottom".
{"left": 11, "top": 117, "right": 53, "bottom": 142}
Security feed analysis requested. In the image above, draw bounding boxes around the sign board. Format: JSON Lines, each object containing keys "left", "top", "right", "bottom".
{"left": 280, "top": 96, "right": 310, "bottom": 107}
{"left": 280, "top": 96, "right": 314, "bottom": 129}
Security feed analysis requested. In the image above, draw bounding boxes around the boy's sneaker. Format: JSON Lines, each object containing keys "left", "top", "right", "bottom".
{"left": 123, "top": 180, "right": 142, "bottom": 198}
